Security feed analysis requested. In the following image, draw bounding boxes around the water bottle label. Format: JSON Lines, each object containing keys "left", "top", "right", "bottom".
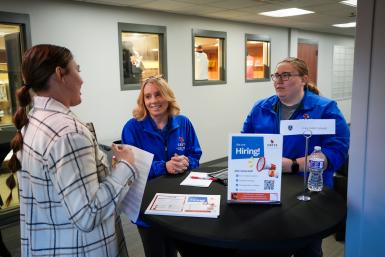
{"left": 309, "top": 158, "right": 324, "bottom": 169}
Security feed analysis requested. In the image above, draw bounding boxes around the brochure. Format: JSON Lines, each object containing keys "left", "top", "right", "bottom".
{"left": 228, "top": 134, "right": 283, "bottom": 204}
{"left": 145, "top": 193, "right": 221, "bottom": 218}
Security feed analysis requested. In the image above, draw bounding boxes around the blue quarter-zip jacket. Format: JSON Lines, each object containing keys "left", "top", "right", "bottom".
{"left": 242, "top": 90, "right": 350, "bottom": 187}
{"left": 121, "top": 115, "right": 202, "bottom": 180}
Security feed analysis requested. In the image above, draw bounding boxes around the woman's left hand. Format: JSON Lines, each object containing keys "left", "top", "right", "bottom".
{"left": 169, "top": 154, "right": 189, "bottom": 174}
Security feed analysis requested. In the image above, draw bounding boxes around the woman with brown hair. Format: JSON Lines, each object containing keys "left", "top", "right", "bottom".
{"left": 242, "top": 57, "right": 350, "bottom": 257}
{"left": 8, "top": 44, "right": 137, "bottom": 257}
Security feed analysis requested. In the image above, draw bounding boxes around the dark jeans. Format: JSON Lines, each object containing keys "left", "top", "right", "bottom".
{"left": 137, "top": 226, "right": 177, "bottom": 257}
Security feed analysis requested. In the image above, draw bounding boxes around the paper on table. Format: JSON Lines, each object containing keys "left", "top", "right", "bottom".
{"left": 120, "top": 145, "right": 153, "bottom": 222}
{"left": 145, "top": 193, "right": 221, "bottom": 218}
{"left": 180, "top": 171, "right": 214, "bottom": 187}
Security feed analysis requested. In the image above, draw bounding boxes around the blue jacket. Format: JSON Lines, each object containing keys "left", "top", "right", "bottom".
{"left": 242, "top": 90, "right": 350, "bottom": 187}
{"left": 121, "top": 115, "right": 202, "bottom": 180}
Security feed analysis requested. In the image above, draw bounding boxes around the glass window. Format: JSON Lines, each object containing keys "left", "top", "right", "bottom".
{"left": 118, "top": 23, "right": 167, "bottom": 90}
{"left": 245, "top": 34, "right": 271, "bottom": 82}
{"left": 193, "top": 29, "right": 226, "bottom": 86}
{"left": 0, "top": 11, "right": 31, "bottom": 222}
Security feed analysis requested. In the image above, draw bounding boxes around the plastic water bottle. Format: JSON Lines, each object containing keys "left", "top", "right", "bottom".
{"left": 307, "top": 146, "right": 325, "bottom": 192}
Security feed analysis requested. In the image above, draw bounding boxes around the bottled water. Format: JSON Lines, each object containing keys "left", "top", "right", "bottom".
{"left": 307, "top": 146, "right": 325, "bottom": 192}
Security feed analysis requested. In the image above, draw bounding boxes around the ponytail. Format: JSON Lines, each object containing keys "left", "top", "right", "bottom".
{"left": 5, "top": 44, "right": 73, "bottom": 206}
{"left": 6, "top": 84, "right": 31, "bottom": 206}
{"left": 306, "top": 82, "right": 320, "bottom": 95}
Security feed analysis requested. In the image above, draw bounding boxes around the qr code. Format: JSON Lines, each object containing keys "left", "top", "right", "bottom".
{"left": 264, "top": 180, "right": 275, "bottom": 190}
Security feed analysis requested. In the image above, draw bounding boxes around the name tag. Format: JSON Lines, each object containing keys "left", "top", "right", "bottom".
{"left": 280, "top": 119, "right": 335, "bottom": 135}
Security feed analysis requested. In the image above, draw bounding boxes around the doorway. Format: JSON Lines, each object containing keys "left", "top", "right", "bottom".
{"left": 297, "top": 39, "right": 318, "bottom": 85}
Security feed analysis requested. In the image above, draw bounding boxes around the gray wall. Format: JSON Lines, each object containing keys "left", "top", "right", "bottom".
{"left": 345, "top": 0, "right": 385, "bottom": 256}
{"left": 1, "top": 0, "right": 354, "bottom": 163}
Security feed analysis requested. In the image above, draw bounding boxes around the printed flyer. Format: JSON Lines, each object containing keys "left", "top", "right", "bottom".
{"left": 145, "top": 193, "right": 220, "bottom": 218}
{"left": 227, "top": 134, "right": 283, "bottom": 203}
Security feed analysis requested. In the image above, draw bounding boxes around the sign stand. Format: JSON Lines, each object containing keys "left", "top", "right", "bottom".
{"left": 297, "top": 129, "right": 312, "bottom": 201}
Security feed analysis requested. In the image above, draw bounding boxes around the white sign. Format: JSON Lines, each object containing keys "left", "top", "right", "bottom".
{"left": 280, "top": 119, "right": 336, "bottom": 135}
{"left": 227, "top": 134, "right": 283, "bottom": 204}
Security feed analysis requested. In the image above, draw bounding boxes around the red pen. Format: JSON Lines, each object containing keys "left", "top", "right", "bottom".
{"left": 190, "top": 176, "right": 218, "bottom": 181}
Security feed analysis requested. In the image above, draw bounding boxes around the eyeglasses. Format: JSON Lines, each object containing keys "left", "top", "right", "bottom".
{"left": 270, "top": 72, "right": 301, "bottom": 82}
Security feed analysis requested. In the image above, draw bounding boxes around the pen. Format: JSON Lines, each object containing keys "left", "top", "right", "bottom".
{"left": 190, "top": 176, "right": 218, "bottom": 181}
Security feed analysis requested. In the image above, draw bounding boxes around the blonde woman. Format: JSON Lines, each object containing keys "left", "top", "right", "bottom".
{"left": 121, "top": 75, "right": 202, "bottom": 257}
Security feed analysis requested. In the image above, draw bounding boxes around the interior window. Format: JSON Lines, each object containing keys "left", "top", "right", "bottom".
{"left": 119, "top": 23, "right": 167, "bottom": 90}
{"left": 245, "top": 34, "right": 271, "bottom": 82}
{"left": 193, "top": 29, "right": 226, "bottom": 86}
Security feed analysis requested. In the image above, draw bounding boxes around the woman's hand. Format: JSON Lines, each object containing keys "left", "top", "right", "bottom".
{"left": 111, "top": 143, "right": 134, "bottom": 166}
{"left": 166, "top": 154, "right": 189, "bottom": 174}
{"left": 282, "top": 157, "right": 293, "bottom": 173}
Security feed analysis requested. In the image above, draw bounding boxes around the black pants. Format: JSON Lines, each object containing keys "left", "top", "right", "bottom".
{"left": 0, "top": 230, "right": 11, "bottom": 257}
{"left": 293, "top": 239, "right": 323, "bottom": 257}
{"left": 137, "top": 226, "right": 177, "bottom": 257}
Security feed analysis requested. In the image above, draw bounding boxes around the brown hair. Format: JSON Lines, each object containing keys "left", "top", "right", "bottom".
{"left": 277, "top": 57, "right": 320, "bottom": 95}
{"left": 133, "top": 76, "right": 180, "bottom": 121}
{"left": 6, "top": 44, "right": 73, "bottom": 205}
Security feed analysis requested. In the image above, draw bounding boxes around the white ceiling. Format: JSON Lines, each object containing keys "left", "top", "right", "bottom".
{"left": 73, "top": 0, "right": 356, "bottom": 37}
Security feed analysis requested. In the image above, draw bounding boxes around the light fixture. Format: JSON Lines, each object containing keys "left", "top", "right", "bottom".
{"left": 340, "top": 0, "right": 357, "bottom": 7}
{"left": 333, "top": 22, "right": 356, "bottom": 28}
{"left": 259, "top": 8, "right": 314, "bottom": 17}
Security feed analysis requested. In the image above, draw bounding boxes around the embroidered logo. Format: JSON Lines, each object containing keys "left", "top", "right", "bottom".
{"left": 177, "top": 136, "right": 186, "bottom": 151}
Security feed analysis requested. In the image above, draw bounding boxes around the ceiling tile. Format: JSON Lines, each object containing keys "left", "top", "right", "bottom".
{"left": 71, "top": 0, "right": 356, "bottom": 36}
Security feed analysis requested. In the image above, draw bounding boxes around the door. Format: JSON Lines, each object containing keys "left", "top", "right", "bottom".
{"left": 297, "top": 40, "right": 318, "bottom": 85}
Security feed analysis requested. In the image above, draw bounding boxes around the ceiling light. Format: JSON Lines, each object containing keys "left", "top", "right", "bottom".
{"left": 333, "top": 22, "right": 356, "bottom": 28}
{"left": 340, "top": 0, "right": 357, "bottom": 7}
{"left": 259, "top": 8, "right": 314, "bottom": 17}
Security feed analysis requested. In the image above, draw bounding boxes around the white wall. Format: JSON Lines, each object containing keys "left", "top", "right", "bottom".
{"left": 2, "top": 0, "right": 354, "bottom": 162}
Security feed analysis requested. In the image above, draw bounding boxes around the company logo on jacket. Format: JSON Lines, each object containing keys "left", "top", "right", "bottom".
{"left": 177, "top": 136, "right": 186, "bottom": 151}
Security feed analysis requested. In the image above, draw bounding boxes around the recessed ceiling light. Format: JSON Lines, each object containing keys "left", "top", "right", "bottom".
{"left": 259, "top": 8, "right": 314, "bottom": 17}
{"left": 333, "top": 22, "right": 356, "bottom": 28}
{"left": 340, "top": 0, "right": 357, "bottom": 7}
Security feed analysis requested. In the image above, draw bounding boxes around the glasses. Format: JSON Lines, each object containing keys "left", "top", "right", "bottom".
{"left": 270, "top": 72, "right": 301, "bottom": 82}
{"left": 143, "top": 74, "right": 164, "bottom": 83}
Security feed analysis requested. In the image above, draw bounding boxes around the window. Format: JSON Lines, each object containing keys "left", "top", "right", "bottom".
{"left": 0, "top": 11, "right": 31, "bottom": 223}
{"left": 118, "top": 23, "right": 167, "bottom": 90}
{"left": 332, "top": 45, "right": 354, "bottom": 100}
{"left": 193, "top": 29, "right": 226, "bottom": 86}
{"left": 245, "top": 34, "right": 271, "bottom": 82}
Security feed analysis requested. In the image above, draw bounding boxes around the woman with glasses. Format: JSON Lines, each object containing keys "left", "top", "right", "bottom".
{"left": 242, "top": 57, "right": 349, "bottom": 257}
{"left": 121, "top": 75, "right": 202, "bottom": 257}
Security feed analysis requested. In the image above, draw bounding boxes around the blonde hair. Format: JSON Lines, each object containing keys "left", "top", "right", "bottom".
{"left": 133, "top": 76, "right": 180, "bottom": 121}
{"left": 277, "top": 57, "right": 320, "bottom": 95}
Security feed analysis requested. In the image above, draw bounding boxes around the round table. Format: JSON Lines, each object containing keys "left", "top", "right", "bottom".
{"left": 140, "top": 167, "right": 346, "bottom": 254}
